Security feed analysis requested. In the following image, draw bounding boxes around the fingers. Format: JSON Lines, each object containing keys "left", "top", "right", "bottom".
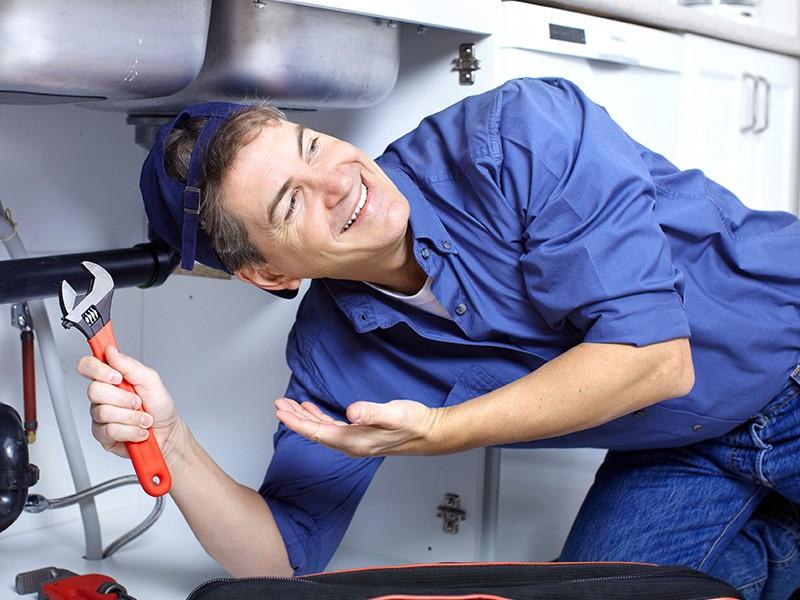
{"left": 274, "top": 408, "right": 335, "bottom": 444}
{"left": 77, "top": 355, "right": 122, "bottom": 385}
{"left": 83, "top": 352, "right": 151, "bottom": 449}
{"left": 90, "top": 397, "right": 152, "bottom": 452}
{"left": 77, "top": 346, "right": 160, "bottom": 389}
{"left": 301, "top": 401, "right": 338, "bottom": 424}
{"left": 274, "top": 398, "right": 306, "bottom": 422}
{"left": 273, "top": 398, "right": 367, "bottom": 453}
{"left": 78, "top": 347, "right": 169, "bottom": 458}
{"left": 90, "top": 402, "right": 152, "bottom": 429}
{"left": 274, "top": 412, "right": 377, "bottom": 457}
{"left": 104, "top": 346, "right": 161, "bottom": 388}
{"left": 87, "top": 379, "right": 141, "bottom": 410}
{"left": 92, "top": 420, "right": 148, "bottom": 450}
{"left": 275, "top": 399, "right": 433, "bottom": 457}
{"left": 274, "top": 398, "right": 344, "bottom": 425}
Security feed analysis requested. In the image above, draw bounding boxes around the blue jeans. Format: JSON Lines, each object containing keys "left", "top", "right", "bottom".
{"left": 559, "top": 371, "right": 800, "bottom": 600}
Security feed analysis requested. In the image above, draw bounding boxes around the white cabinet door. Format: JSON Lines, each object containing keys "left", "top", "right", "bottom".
{"left": 677, "top": 36, "right": 751, "bottom": 191}
{"left": 748, "top": 50, "right": 800, "bottom": 215}
{"left": 680, "top": 34, "right": 799, "bottom": 214}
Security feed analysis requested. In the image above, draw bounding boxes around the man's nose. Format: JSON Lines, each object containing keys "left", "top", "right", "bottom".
{"left": 309, "top": 168, "right": 353, "bottom": 208}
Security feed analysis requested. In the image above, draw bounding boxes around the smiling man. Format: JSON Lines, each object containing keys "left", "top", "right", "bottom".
{"left": 78, "top": 78, "right": 800, "bottom": 600}
{"left": 225, "top": 119, "right": 425, "bottom": 296}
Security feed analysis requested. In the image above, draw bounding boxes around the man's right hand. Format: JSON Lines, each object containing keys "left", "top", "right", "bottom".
{"left": 77, "top": 346, "right": 181, "bottom": 461}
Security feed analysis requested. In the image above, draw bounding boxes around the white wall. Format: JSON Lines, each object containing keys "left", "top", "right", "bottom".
{"left": 0, "top": 104, "right": 149, "bottom": 535}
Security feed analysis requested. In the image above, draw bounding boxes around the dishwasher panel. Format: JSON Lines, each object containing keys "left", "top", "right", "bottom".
{"left": 498, "top": 2, "right": 684, "bottom": 162}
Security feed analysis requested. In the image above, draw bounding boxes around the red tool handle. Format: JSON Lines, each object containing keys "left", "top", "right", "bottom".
{"left": 42, "top": 573, "right": 118, "bottom": 599}
{"left": 87, "top": 321, "right": 171, "bottom": 497}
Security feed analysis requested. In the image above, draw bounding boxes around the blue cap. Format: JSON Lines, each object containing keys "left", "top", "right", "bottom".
{"left": 140, "top": 101, "right": 297, "bottom": 299}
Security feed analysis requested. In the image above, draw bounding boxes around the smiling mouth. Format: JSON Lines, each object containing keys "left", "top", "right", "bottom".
{"left": 341, "top": 182, "right": 367, "bottom": 233}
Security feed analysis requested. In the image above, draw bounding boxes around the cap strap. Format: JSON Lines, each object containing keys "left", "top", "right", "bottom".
{"left": 180, "top": 118, "right": 223, "bottom": 269}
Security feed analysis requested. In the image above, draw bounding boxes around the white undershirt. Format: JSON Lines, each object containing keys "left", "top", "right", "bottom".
{"left": 365, "top": 277, "right": 452, "bottom": 320}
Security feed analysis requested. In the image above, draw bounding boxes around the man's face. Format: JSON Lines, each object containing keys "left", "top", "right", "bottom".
{"left": 221, "top": 120, "right": 410, "bottom": 286}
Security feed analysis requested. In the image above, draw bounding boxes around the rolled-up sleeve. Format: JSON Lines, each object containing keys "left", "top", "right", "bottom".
{"left": 501, "top": 78, "right": 690, "bottom": 346}
{"left": 259, "top": 372, "right": 383, "bottom": 575}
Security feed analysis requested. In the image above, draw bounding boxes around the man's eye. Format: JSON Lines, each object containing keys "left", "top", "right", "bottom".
{"left": 286, "top": 190, "right": 299, "bottom": 220}
{"left": 309, "top": 137, "right": 319, "bottom": 156}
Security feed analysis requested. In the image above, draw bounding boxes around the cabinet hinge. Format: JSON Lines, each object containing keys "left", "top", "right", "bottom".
{"left": 437, "top": 493, "right": 466, "bottom": 534}
{"left": 452, "top": 43, "right": 480, "bottom": 85}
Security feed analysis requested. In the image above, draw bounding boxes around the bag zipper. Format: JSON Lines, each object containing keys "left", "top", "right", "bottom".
{"left": 561, "top": 567, "right": 712, "bottom": 585}
{"left": 186, "top": 575, "right": 318, "bottom": 599}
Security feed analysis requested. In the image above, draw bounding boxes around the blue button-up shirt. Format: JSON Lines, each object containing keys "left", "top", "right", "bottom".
{"left": 259, "top": 78, "right": 800, "bottom": 574}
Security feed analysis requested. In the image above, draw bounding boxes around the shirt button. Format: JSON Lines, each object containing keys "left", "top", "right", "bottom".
{"left": 691, "top": 424, "right": 703, "bottom": 432}
{"left": 455, "top": 303, "right": 467, "bottom": 316}
{"left": 442, "top": 240, "right": 451, "bottom": 250}
{"left": 420, "top": 247, "right": 430, "bottom": 259}
{"left": 633, "top": 410, "right": 646, "bottom": 420}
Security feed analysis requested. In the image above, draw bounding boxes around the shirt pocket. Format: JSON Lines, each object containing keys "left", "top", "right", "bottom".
{"left": 442, "top": 364, "right": 503, "bottom": 408}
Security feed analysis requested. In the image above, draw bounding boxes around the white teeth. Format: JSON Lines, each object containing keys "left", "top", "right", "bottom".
{"left": 342, "top": 183, "right": 367, "bottom": 232}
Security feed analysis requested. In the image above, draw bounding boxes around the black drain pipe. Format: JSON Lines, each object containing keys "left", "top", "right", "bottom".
{"left": 0, "top": 403, "right": 39, "bottom": 533}
{"left": 0, "top": 240, "right": 178, "bottom": 305}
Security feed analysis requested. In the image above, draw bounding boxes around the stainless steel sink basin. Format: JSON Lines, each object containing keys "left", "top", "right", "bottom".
{"left": 0, "top": 0, "right": 211, "bottom": 104}
{"left": 0, "top": 0, "right": 400, "bottom": 111}
{"left": 89, "top": 0, "right": 402, "bottom": 113}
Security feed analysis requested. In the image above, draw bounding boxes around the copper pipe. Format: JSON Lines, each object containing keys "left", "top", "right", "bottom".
{"left": 20, "top": 330, "right": 36, "bottom": 444}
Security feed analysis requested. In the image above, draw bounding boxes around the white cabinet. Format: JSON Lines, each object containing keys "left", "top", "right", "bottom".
{"left": 679, "top": 34, "right": 800, "bottom": 214}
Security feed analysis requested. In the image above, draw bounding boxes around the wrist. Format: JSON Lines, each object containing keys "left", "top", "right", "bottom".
{"left": 429, "top": 406, "right": 459, "bottom": 454}
{"left": 433, "top": 402, "right": 485, "bottom": 454}
{"left": 161, "top": 419, "right": 194, "bottom": 471}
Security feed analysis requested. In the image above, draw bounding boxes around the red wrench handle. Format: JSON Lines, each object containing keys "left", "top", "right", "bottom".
{"left": 87, "top": 321, "right": 171, "bottom": 497}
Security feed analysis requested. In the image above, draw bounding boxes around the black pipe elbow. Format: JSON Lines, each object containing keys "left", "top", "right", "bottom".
{"left": 0, "top": 403, "right": 39, "bottom": 533}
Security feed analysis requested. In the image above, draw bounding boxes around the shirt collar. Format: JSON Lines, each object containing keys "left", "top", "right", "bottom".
{"left": 378, "top": 162, "right": 458, "bottom": 256}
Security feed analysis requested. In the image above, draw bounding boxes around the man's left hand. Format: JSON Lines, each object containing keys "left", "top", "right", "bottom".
{"left": 273, "top": 398, "right": 447, "bottom": 457}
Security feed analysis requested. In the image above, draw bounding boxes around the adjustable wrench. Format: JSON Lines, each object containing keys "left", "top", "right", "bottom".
{"left": 59, "top": 261, "right": 171, "bottom": 497}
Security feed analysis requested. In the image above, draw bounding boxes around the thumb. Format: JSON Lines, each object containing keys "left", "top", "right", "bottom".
{"left": 105, "top": 346, "right": 156, "bottom": 388}
{"left": 348, "top": 401, "right": 403, "bottom": 428}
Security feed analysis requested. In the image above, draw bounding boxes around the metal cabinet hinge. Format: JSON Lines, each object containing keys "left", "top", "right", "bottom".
{"left": 11, "top": 303, "right": 32, "bottom": 332}
{"left": 452, "top": 43, "right": 480, "bottom": 85}
{"left": 437, "top": 493, "right": 466, "bottom": 534}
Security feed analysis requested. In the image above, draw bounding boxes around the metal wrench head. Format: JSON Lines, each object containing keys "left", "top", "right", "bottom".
{"left": 59, "top": 261, "right": 115, "bottom": 339}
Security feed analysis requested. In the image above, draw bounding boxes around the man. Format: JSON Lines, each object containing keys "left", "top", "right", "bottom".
{"left": 78, "top": 78, "right": 800, "bottom": 599}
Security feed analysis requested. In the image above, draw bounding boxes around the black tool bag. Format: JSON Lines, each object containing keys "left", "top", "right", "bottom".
{"left": 185, "top": 561, "right": 743, "bottom": 599}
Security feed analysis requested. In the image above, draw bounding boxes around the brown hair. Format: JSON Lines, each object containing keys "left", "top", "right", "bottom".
{"left": 163, "top": 103, "right": 285, "bottom": 272}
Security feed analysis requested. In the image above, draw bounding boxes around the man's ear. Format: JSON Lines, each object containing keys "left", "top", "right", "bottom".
{"left": 235, "top": 264, "right": 302, "bottom": 293}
